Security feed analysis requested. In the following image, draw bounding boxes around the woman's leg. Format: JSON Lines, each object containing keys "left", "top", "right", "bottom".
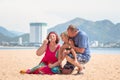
{"left": 31, "top": 62, "right": 45, "bottom": 72}
{"left": 20, "top": 62, "right": 46, "bottom": 74}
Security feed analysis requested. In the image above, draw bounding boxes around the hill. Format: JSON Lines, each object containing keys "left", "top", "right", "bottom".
{"left": 48, "top": 17, "right": 120, "bottom": 43}
{"left": 0, "top": 26, "right": 29, "bottom": 43}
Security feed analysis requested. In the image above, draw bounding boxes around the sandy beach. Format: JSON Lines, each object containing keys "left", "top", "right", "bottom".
{"left": 0, "top": 49, "right": 120, "bottom": 80}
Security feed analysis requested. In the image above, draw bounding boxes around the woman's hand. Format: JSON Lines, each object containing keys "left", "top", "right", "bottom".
{"left": 48, "top": 63, "right": 54, "bottom": 68}
{"left": 43, "top": 39, "right": 48, "bottom": 45}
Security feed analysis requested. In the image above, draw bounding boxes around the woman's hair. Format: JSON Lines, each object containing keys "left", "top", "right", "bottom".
{"left": 46, "top": 31, "right": 59, "bottom": 44}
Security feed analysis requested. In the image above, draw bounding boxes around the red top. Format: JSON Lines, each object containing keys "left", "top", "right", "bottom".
{"left": 41, "top": 44, "right": 60, "bottom": 65}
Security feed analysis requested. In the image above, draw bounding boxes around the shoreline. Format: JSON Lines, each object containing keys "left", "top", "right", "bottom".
{"left": 0, "top": 48, "right": 120, "bottom": 54}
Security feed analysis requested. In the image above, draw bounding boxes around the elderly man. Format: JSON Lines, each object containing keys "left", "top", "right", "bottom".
{"left": 62, "top": 24, "right": 91, "bottom": 74}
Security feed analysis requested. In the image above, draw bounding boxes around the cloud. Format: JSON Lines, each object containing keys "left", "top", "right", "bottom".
{"left": 0, "top": 0, "right": 120, "bottom": 32}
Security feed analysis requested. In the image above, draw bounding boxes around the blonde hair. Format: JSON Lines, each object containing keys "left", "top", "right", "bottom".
{"left": 60, "top": 31, "right": 68, "bottom": 38}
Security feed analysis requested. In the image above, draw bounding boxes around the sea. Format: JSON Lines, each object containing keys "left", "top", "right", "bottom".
{"left": 90, "top": 48, "right": 120, "bottom": 54}
{"left": 0, "top": 47, "right": 120, "bottom": 54}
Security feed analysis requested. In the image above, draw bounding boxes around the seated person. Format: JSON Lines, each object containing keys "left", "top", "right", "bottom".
{"left": 20, "top": 32, "right": 61, "bottom": 74}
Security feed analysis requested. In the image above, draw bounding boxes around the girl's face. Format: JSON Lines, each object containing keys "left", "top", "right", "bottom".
{"left": 61, "top": 34, "right": 68, "bottom": 43}
{"left": 49, "top": 33, "right": 56, "bottom": 42}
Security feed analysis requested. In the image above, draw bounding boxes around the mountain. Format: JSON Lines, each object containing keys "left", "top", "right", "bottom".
{"left": 0, "top": 26, "right": 24, "bottom": 37}
{"left": 48, "top": 17, "right": 120, "bottom": 43}
{"left": 11, "top": 33, "right": 29, "bottom": 43}
{"left": 0, "top": 26, "right": 29, "bottom": 43}
{"left": 0, "top": 33, "right": 29, "bottom": 43}
{"left": 0, "top": 33, "right": 12, "bottom": 42}
{"left": 0, "top": 26, "right": 17, "bottom": 37}
{"left": 10, "top": 31, "right": 24, "bottom": 36}
{"left": 1, "top": 18, "right": 120, "bottom": 43}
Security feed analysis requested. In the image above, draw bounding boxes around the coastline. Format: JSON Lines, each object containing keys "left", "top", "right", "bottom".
{"left": 0, "top": 47, "right": 120, "bottom": 54}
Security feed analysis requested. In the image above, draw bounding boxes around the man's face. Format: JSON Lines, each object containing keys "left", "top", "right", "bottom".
{"left": 67, "top": 29, "right": 74, "bottom": 37}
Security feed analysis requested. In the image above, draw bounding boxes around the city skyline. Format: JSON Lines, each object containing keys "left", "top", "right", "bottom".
{"left": 0, "top": 0, "right": 120, "bottom": 33}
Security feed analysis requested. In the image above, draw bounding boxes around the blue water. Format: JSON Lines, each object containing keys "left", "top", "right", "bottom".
{"left": 0, "top": 47, "right": 38, "bottom": 50}
{"left": 90, "top": 48, "right": 120, "bottom": 54}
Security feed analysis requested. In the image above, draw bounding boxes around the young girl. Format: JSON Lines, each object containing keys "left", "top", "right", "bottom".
{"left": 59, "top": 31, "right": 82, "bottom": 74}
{"left": 20, "top": 32, "right": 61, "bottom": 74}
{"left": 59, "top": 32, "right": 77, "bottom": 61}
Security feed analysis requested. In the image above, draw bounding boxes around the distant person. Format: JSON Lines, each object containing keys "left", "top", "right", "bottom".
{"left": 62, "top": 24, "right": 91, "bottom": 74}
{"left": 20, "top": 32, "right": 61, "bottom": 74}
{"left": 59, "top": 31, "right": 82, "bottom": 72}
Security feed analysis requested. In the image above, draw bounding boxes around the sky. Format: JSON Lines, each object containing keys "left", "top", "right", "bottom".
{"left": 0, "top": 0, "right": 120, "bottom": 33}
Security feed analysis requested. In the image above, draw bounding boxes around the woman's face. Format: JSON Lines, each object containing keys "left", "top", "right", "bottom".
{"left": 49, "top": 33, "right": 57, "bottom": 42}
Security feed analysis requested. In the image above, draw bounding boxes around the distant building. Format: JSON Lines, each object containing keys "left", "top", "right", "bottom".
{"left": 91, "top": 40, "right": 99, "bottom": 47}
{"left": 30, "top": 22, "right": 47, "bottom": 44}
{"left": 18, "top": 37, "right": 23, "bottom": 45}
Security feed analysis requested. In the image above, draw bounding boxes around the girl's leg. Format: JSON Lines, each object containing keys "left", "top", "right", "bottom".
{"left": 65, "top": 55, "right": 83, "bottom": 72}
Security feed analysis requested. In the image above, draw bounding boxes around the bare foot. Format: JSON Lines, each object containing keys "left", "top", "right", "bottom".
{"left": 20, "top": 70, "right": 26, "bottom": 74}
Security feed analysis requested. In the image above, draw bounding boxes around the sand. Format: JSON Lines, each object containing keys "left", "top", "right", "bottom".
{"left": 0, "top": 49, "right": 120, "bottom": 80}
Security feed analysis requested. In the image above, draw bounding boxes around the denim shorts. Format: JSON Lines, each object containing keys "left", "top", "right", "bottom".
{"left": 76, "top": 53, "right": 90, "bottom": 64}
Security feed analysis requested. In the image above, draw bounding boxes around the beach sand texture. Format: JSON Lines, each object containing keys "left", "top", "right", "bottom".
{"left": 0, "top": 49, "right": 120, "bottom": 80}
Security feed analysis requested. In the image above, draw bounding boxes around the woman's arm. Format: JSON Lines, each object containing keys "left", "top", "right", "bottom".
{"left": 36, "top": 39, "right": 48, "bottom": 56}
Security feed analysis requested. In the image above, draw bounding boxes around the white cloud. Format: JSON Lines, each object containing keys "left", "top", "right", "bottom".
{"left": 0, "top": 0, "right": 120, "bottom": 32}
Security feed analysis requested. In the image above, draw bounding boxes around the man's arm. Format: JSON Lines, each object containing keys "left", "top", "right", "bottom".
{"left": 69, "top": 39, "right": 85, "bottom": 53}
{"left": 71, "top": 45, "right": 85, "bottom": 54}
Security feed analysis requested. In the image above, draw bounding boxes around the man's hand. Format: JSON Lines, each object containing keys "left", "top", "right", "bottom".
{"left": 63, "top": 49, "right": 70, "bottom": 55}
{"left": 69, "top": 39, "right": 74, "bottom": 46}
{"left": 62, "top": 44, "right": 70, "bottom": 49}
